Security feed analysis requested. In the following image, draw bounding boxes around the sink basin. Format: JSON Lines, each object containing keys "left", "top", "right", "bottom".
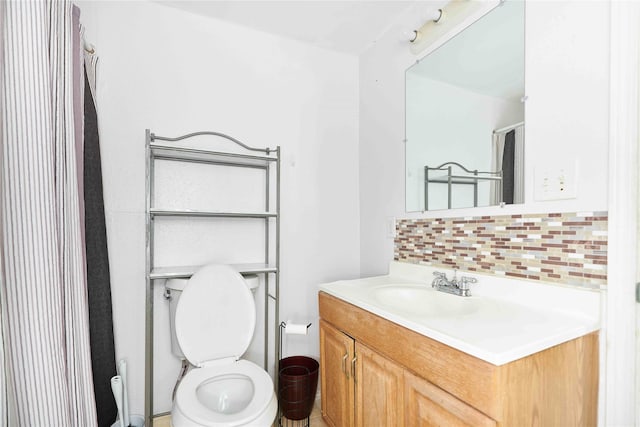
{"left": 372, "top": 284, "right": 478, "bottom": 318}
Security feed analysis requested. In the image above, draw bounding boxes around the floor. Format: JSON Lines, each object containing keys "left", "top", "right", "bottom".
{"left": 152, "top": 414, "right": 171, "bottom": 427}
{"left": 284, "top": 399, "right": 326, "bottom": 427}
{"left": 309, "top": 399, "right": 328, "bottom": 427}
{"left": 152, "top": 399, "right": 327, "bottom": 427}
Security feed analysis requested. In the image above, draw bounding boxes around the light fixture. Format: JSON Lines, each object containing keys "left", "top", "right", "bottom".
{"left": 405, "top": 29, "right": 420, "bottom": 43}
{"left": 430, "top": 8, "right": 444, "bottom": 24}
{"left": 408, "top": 9, "right": 443, "bottom": 43}
{"left": 407, "top": 1, "right": 500, "bottom": 55}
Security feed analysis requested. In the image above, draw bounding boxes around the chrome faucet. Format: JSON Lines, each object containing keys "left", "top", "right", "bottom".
{"left": 431, "top": 270, "right": 476, "bottom": 297}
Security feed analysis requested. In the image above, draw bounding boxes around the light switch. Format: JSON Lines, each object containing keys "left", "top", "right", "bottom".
{"left": 534, "top": 161, "right": 578, "bottom": 201}
{"left": 386, "top": 217, "right": 397, "bottom": 239}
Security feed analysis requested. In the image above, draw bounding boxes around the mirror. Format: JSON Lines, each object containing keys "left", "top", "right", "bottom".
{"left": 405, "top": 1, "right": 525, "bottom": 212}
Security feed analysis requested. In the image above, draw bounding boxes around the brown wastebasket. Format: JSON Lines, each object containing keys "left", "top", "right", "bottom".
{"left": 278, "top": 356, "right": 319, "bottom": 420}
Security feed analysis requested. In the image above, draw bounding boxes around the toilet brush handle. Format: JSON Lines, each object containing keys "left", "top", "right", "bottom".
{"left": 118, "top": 360, "right": 130, "bottom": 427}
{"left": 110, "top": 376, "right": 124, "bottom": 427}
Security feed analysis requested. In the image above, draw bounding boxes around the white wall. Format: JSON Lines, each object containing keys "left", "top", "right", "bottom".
{"left": 359, "top": 1, "right": 610, "bottom": 276}
{"left": 79, "top": 0, "right": 360, "bottom": 414}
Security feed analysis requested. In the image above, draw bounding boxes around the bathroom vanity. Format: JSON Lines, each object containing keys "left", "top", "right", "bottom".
{"left": 318, "top": 263, "right": 600, "bottom": 427}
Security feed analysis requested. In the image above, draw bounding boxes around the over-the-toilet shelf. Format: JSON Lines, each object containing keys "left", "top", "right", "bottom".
{"left": 424, "top": 161, "right": 502, "bottom": 210}
{"left": 144, "top": 130, "right": 280, "bottom": 425}
{"left": 150, "top": 263, "right": 278, "bottom": 280}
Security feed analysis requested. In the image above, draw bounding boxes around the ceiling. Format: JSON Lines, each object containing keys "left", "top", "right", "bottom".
{"left": 155, "top": 1, "right": 432, "bottom": 55}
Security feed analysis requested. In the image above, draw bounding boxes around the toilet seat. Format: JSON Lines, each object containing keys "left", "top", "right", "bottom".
{"left": 172, "top": 264, "right": 276, "bottom": 427}
{"left": 174, "top": 360, "right": 275, "bottom": 427}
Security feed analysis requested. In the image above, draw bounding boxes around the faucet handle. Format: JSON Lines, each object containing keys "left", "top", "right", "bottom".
{"left": 431, "top": 271, "right": 446, "bottom": 289}
{"left": 458, "top": 276, "right": 478, "bottom": 289}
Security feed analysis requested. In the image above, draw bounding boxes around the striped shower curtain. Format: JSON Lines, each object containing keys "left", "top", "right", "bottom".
{"left": 0, "top": 0, "right": 7, "bottom": 420}
{"left": 0, "top": 2, "right": 98, "bottom": 426}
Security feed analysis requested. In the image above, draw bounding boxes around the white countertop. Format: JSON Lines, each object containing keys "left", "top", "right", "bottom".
{"left": 319, "top": 262, "right": 601, "bottom": 366}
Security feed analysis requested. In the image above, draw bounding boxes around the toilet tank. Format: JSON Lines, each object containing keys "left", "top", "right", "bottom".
{"left": 166, "top": 274, "right": 260, "bottom": 359}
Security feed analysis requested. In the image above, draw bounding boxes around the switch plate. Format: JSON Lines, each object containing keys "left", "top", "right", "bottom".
{"left": 534, "top": 161, "right": 578, "bottom": 201}
{"left": 386, "top": 217, "right": 397, "bottom": 239}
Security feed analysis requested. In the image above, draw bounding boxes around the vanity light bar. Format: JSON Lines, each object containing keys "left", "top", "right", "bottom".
{"left": 408, "top": 0, "right": 501, "bottom": 55}
{"left": 409, "top": 9, "right": 443, "bottom": 43}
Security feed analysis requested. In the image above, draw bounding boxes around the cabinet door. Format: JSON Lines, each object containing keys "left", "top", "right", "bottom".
{"left": 320, "top": 320, "right": 355, "bottom": 427}
{"left": 355, "top": 342, "right": 404, "bottom": 427}
{"left": 404, "top": 370, "right": 497, "bottom": 427}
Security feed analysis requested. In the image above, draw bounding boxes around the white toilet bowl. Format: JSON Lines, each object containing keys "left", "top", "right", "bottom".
{"left": 172, "top": 360, "right": 276, "bottom": 427}
{"left": 170, "top": 265, "right": 276, "bottom": 427}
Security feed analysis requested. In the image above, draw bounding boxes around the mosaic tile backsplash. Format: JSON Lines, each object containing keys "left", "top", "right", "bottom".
{"left": 395, "top": 212, "right": 608, "bottom": 288}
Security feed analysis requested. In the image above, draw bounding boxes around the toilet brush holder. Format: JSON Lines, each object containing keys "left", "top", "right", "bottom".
{"left": 110, "top": 414, "right": 144, "bottom": 427}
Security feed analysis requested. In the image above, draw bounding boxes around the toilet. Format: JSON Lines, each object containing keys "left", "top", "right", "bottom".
{"left": 170, "top": 264, "right": 277, "bottom": 427}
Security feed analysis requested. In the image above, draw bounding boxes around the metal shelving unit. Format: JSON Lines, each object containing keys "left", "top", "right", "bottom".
{"left": 144, "top": 130, "right": 280, "bottom": 425}
{"left": 424, "top": 161, "right": 502, "bottom": 210}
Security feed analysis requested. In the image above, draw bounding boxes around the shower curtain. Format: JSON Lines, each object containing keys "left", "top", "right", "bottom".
{"left": 0, "top": 2, "right": 98, "bottom": 425}
{"left": 84, "top": 45, "right": 118, "bottom": 427}
{"left": 0, "top": 0, "right": 8, "bottom": 421}
{"left": 491, "top": 124, "right": 525, "bottom": 205}
{"left": 502, "top": 130, "right": 516, "bottom": 204}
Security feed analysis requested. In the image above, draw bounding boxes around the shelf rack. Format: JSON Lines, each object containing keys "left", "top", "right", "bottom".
{"left": 424, "top": 161, "right": 502, "bottom": 210}
{"left": 144, "top": 130, "right": 281, "bottom": 425}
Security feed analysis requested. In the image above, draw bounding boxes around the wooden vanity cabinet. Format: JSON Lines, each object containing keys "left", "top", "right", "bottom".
{"left": 320, "top": 320, "right": 404, "bottom": 427}
{"left": 355, "top": 342, "right": 404, "bottom": 427}
{"left": 404, "top": 370, "right": 496, "bottom": 427}
{"left": 319, "top": 319, "right": 355, "bottom": 427}
{"left": 319, "top": 291, "right": 599, "bottom": 427}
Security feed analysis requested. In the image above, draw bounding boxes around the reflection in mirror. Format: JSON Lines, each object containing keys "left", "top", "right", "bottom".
{"left": 405, "top": 1, "right": 525, "bottom": 212}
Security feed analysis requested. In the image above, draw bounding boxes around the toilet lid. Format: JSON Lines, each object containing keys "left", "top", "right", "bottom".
{"left": 175, "top": 264, "right": 256, "bottom": 367}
